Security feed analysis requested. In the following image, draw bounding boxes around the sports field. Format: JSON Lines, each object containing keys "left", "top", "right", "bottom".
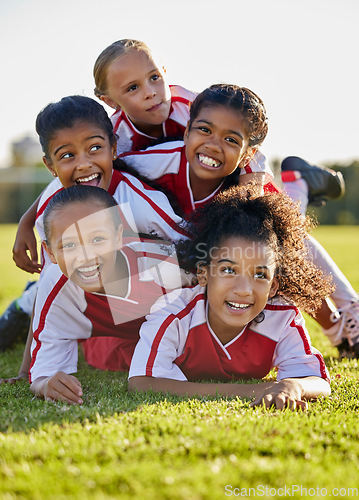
{"left": 1, "top": 224, "right": 359, "bottom": 499}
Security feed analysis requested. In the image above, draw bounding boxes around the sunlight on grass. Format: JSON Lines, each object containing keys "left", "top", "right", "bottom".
{"left": 1, "top": 225, "right": 359, "bottom": 499}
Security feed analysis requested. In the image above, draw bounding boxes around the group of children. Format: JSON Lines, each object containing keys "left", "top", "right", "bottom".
{"left": 1, "top": 38, "right": 358, "bottom": 409}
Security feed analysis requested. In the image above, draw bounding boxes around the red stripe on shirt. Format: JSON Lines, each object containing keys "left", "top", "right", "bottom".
{"left": 145, "top": 292, "right": 205, "bottom": 376}
{"left": 36, "top": 188, "right": 63, "bottom": 220}
{"left": 119, "top": 174, "right": 191, "bottom": 238}
{"left": 120, "top": 145, "right": 183, "bottom": 158}
{"left": 29, "top": 274, "right": 68, "bottom": 382}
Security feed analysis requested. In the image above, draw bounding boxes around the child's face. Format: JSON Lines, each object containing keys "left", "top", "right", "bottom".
{"left": 101, "top": 50, "right": 171, "bottom": 135}
{"left": 43, "top": 201, "right": 123, "bottom": 294}
{"left": 197, "top": 236, "right": 278, "bottom": 343}
{"left": 43, "top": 121, "right": 116, "bottom": 190}
{"left": 184, "top": 105, "right": 252, "bottom": 188}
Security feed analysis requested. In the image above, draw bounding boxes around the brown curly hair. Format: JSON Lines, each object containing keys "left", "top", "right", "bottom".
{"left": 176, "top": 185, "right": 334, "bottom": 315}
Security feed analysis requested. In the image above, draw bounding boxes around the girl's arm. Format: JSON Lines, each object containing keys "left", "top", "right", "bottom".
{"left": 30, "top": 372, "right": 83, "bottom": 404}
{"left": 128, "top": 375, "right": 330, "bottom": 411}
{"left": 12, "top": 195, "right": 42, "bottom": 273}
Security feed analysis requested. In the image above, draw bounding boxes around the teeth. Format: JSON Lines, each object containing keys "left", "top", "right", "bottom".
{"left": 78, "top": 265, "right": 99, "bottom": 273}
{"left": 76, "top": 173, "right": 99, "bottom": 183}
{"left": 77, "top": 264, "right": 100, "bottom": 281}
{"left": 199, "top": 154, "right": 220, "bottom": 168}
{"left": 227, "top": 301, "right": 250, "bottom": 310}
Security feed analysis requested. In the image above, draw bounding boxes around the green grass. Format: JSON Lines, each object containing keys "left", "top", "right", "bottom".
{"left": 1, "top": 224, "right": 359, "bottom": 499}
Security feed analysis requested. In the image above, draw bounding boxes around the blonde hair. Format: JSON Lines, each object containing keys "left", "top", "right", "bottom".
{"left": 93, "top": 39, "right": 152, "bottom": 99}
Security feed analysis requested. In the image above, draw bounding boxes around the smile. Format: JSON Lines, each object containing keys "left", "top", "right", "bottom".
{"left": 198, "top": 154, "right": 221, "bottom": 169}
{"left": 147, "top": 102, "right": 162, "bottom": 112}
{"left": 76, "top": 264, "right": 100, "bottom": 281}
{"left": 226, "top": 301, "right": 251, "bottom": 310}
{"left": 75, "top": 173, "right": 101, "bottom": 186}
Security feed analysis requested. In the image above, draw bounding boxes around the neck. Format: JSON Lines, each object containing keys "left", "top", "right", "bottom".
{"left": 189, "top": 168, "right": 223, "bottom": 201}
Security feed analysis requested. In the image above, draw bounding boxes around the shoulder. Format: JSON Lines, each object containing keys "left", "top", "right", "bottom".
{"left": 250, "top": 296, "right": 303, "bottom": 341}
{"left": 148, "top": 284, "right": 205, "bottom": 321}
{"left": 170, "top": 85, "right": 198, "bottom": 102}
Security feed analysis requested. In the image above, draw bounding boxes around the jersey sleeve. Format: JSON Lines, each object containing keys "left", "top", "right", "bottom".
{"left": 128, "top": 290, "right": 192, "bottom": 381}
{"left": 119, "top": 141, "right": 184, "bottom": 180}
{"left": 241, "top": 149, "right": 274, "bottom": 181}
{"left": 273, "top": 308, "right": 330, "bottom": 382}
{"left": 29, "top": 266, "right": 92, "bottom": 382}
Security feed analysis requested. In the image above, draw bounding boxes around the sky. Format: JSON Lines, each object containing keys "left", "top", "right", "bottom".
{"left": 0, "top": 0, "right": 358, "bottom": 168}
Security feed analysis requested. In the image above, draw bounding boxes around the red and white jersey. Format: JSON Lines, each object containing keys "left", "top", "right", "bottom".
{"left": 29, "top": 238, "right": 187, "bottom": 382}
{"left": 120, "top": 142, "right": 273, "bottom": 216}
{"left": 35, "top": 169, "right": 190, "bottom": 271}
{"left": 111, "top": 85, "right": 196, "bottom": 156}
{"left": 129, "top": 285, "right": 329, "bottom": 383}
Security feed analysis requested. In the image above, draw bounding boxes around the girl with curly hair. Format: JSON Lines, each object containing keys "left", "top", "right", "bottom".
{"left": 128, "top": 186, "right": 333, "bottom": 410}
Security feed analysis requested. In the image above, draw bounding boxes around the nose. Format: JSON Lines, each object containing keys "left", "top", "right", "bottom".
{"left": 205, "top": 134, "right": 222, "bottom": 153}
{"left": 76, "top": 152, "right": 92, "bottom": 170}
{"left": 232, "top": 274, "right": 252, "bottom": 296}
{"left": 144, "top": 82, "right": 156, "bottom": 99}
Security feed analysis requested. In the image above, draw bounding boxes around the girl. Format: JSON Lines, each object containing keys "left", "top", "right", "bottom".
{"left": 119, "top": 83, "right": 273, "bottom": 216}
{"left": 3, "top": 96, "right": 193, "bottom": 383}
{"left": 30, "top": 185, "right": 186, "bottom": 404}
{"left": 129, "top": 186, "right": 333, "bottom": 410}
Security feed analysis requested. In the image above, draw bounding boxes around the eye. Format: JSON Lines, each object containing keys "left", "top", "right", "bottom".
{"left": 61, "top": 152, "right": 74, "bottom": 159}
{"left": 220, "top": 266, "right": 236, "bottom": 275}
{"left": 90, "top": 145, "right": 101, "bottom": 153}
{"left": 198, "top": 126, "right": 211, "bottom": 134}
{"left": 225, "top": 137, "right": 240, "bottom": 145}
{"left": 254, "top": 270, "right": 268, "bottom": 280}
{"left": 93, "top": 236, "right": 105, "bottom": 243}
{"left": 62, "top": 242, "right": 76, "bottom": 249}
{"left": 150, "top": 74, "right": 160, "bottom": 82}
{"left": 127, "top": 84, "right": 138, "bottom": 92}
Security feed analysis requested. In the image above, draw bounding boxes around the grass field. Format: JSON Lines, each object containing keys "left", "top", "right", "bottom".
{"left": 1, "top": 224, "right": 359, "bottom": 499}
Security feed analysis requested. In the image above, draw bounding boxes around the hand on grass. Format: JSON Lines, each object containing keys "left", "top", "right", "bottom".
{"left": 251, "top": 379, "right": 308, "bottom": 411}
{"left": 32, "top": 372, "right": 83, "bottom": 405}
{"left": 12, "top": 225, "right": 41, "bottom": 274}
{"left": 0, "top": 373, "right": 28, "bottom": 385}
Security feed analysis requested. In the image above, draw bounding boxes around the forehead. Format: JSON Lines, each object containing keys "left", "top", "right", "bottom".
{"left": 108, "top": 49, "right": 160, "bottom": 76}
{"left": 194, "top": 105, "right": 250, "bottom": 138}
{"left": 49, "top": 202, "right": 115, "bottom": 240}
{"left": 211, "top": 237, "right": 275, "bottom": 265}
{"left": 48, "top": 121, "right": 109, "bottom": 150}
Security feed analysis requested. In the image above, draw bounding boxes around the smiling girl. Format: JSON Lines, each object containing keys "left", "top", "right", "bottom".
{"left": 128, "top": 186, "right": 333, "bottom": 410}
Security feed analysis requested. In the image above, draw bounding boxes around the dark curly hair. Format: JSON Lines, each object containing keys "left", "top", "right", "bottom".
{"left": 176, "top": 185, "right": 334, "bottom": 315}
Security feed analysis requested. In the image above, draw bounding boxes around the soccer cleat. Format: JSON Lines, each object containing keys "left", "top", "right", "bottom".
{"left": 323, "top": 299, "right": 359, "bottom": 359}
{"left": 0, "top": 300, "right": 30, "bottom": 351}
{"left": 281, "top": 156, "right": 345, "bottom": 206}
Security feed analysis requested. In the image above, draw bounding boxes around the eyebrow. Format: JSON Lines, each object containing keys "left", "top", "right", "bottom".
{"left": 54, "top": 135, "right": 106, "bottom": 156}
{"left": 195, "top": 119, "right": 244, "bottom": 140}
{"left": 218, "top": 259, "right": 236, "bottom": 264}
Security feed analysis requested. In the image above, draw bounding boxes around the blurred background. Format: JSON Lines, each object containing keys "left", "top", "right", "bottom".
{"left": 0, "top": 0, "right": 358, "bottom": 224}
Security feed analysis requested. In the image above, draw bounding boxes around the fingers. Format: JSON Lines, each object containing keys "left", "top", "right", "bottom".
{"left": 251, "top": 394, "right": 308, "bottom": 411}
{"left": 0, "top": 376, "right": 24, "bottom": 385}
{"left": 44, "top": 373, "right": 83, "bottom": 405}
{"left": 13, "top": 249, "right": 41, "bottom": 274}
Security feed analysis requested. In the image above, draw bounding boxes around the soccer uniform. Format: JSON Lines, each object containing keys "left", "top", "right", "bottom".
{"left": 29, "top": 238, "right": 187, "bottom": 382}
{"left": 111, "top": 85, "right": 197, "bottom": 156}
{"left": 35, "top": 169, "right": 190, "bottom": 271}
{"left": 129, "top": 285, "right": 329, "bottom": 383}
{"left": 120, "top": 142, "right": 274, "bottom": 216}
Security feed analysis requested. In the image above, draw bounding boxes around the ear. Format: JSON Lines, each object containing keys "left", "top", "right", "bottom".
{"left": 112, "top": 144, "right": 117, "bottom": 159}
{"left": 268, "top": 277, "right": 279, "bottom": 298}
{"left": 100, "top": 94, "right": 120, "bottom": 111}
{"left": 183, "top": 121, "right": 190, "bottom": 145}
{"left": 43, "top": 156, "right": 57, "bottom": 177}
{"left": 42, "top": 241, "right": 57, "bottom": 264}
{"left": 237, "top": 147, "right": 256, "bottom": 169}
{"left": 115, "top": 224, "right": 123, "bottom": 251}
{"left": 196, "top": 263, "right": 208, "bottom": 288}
